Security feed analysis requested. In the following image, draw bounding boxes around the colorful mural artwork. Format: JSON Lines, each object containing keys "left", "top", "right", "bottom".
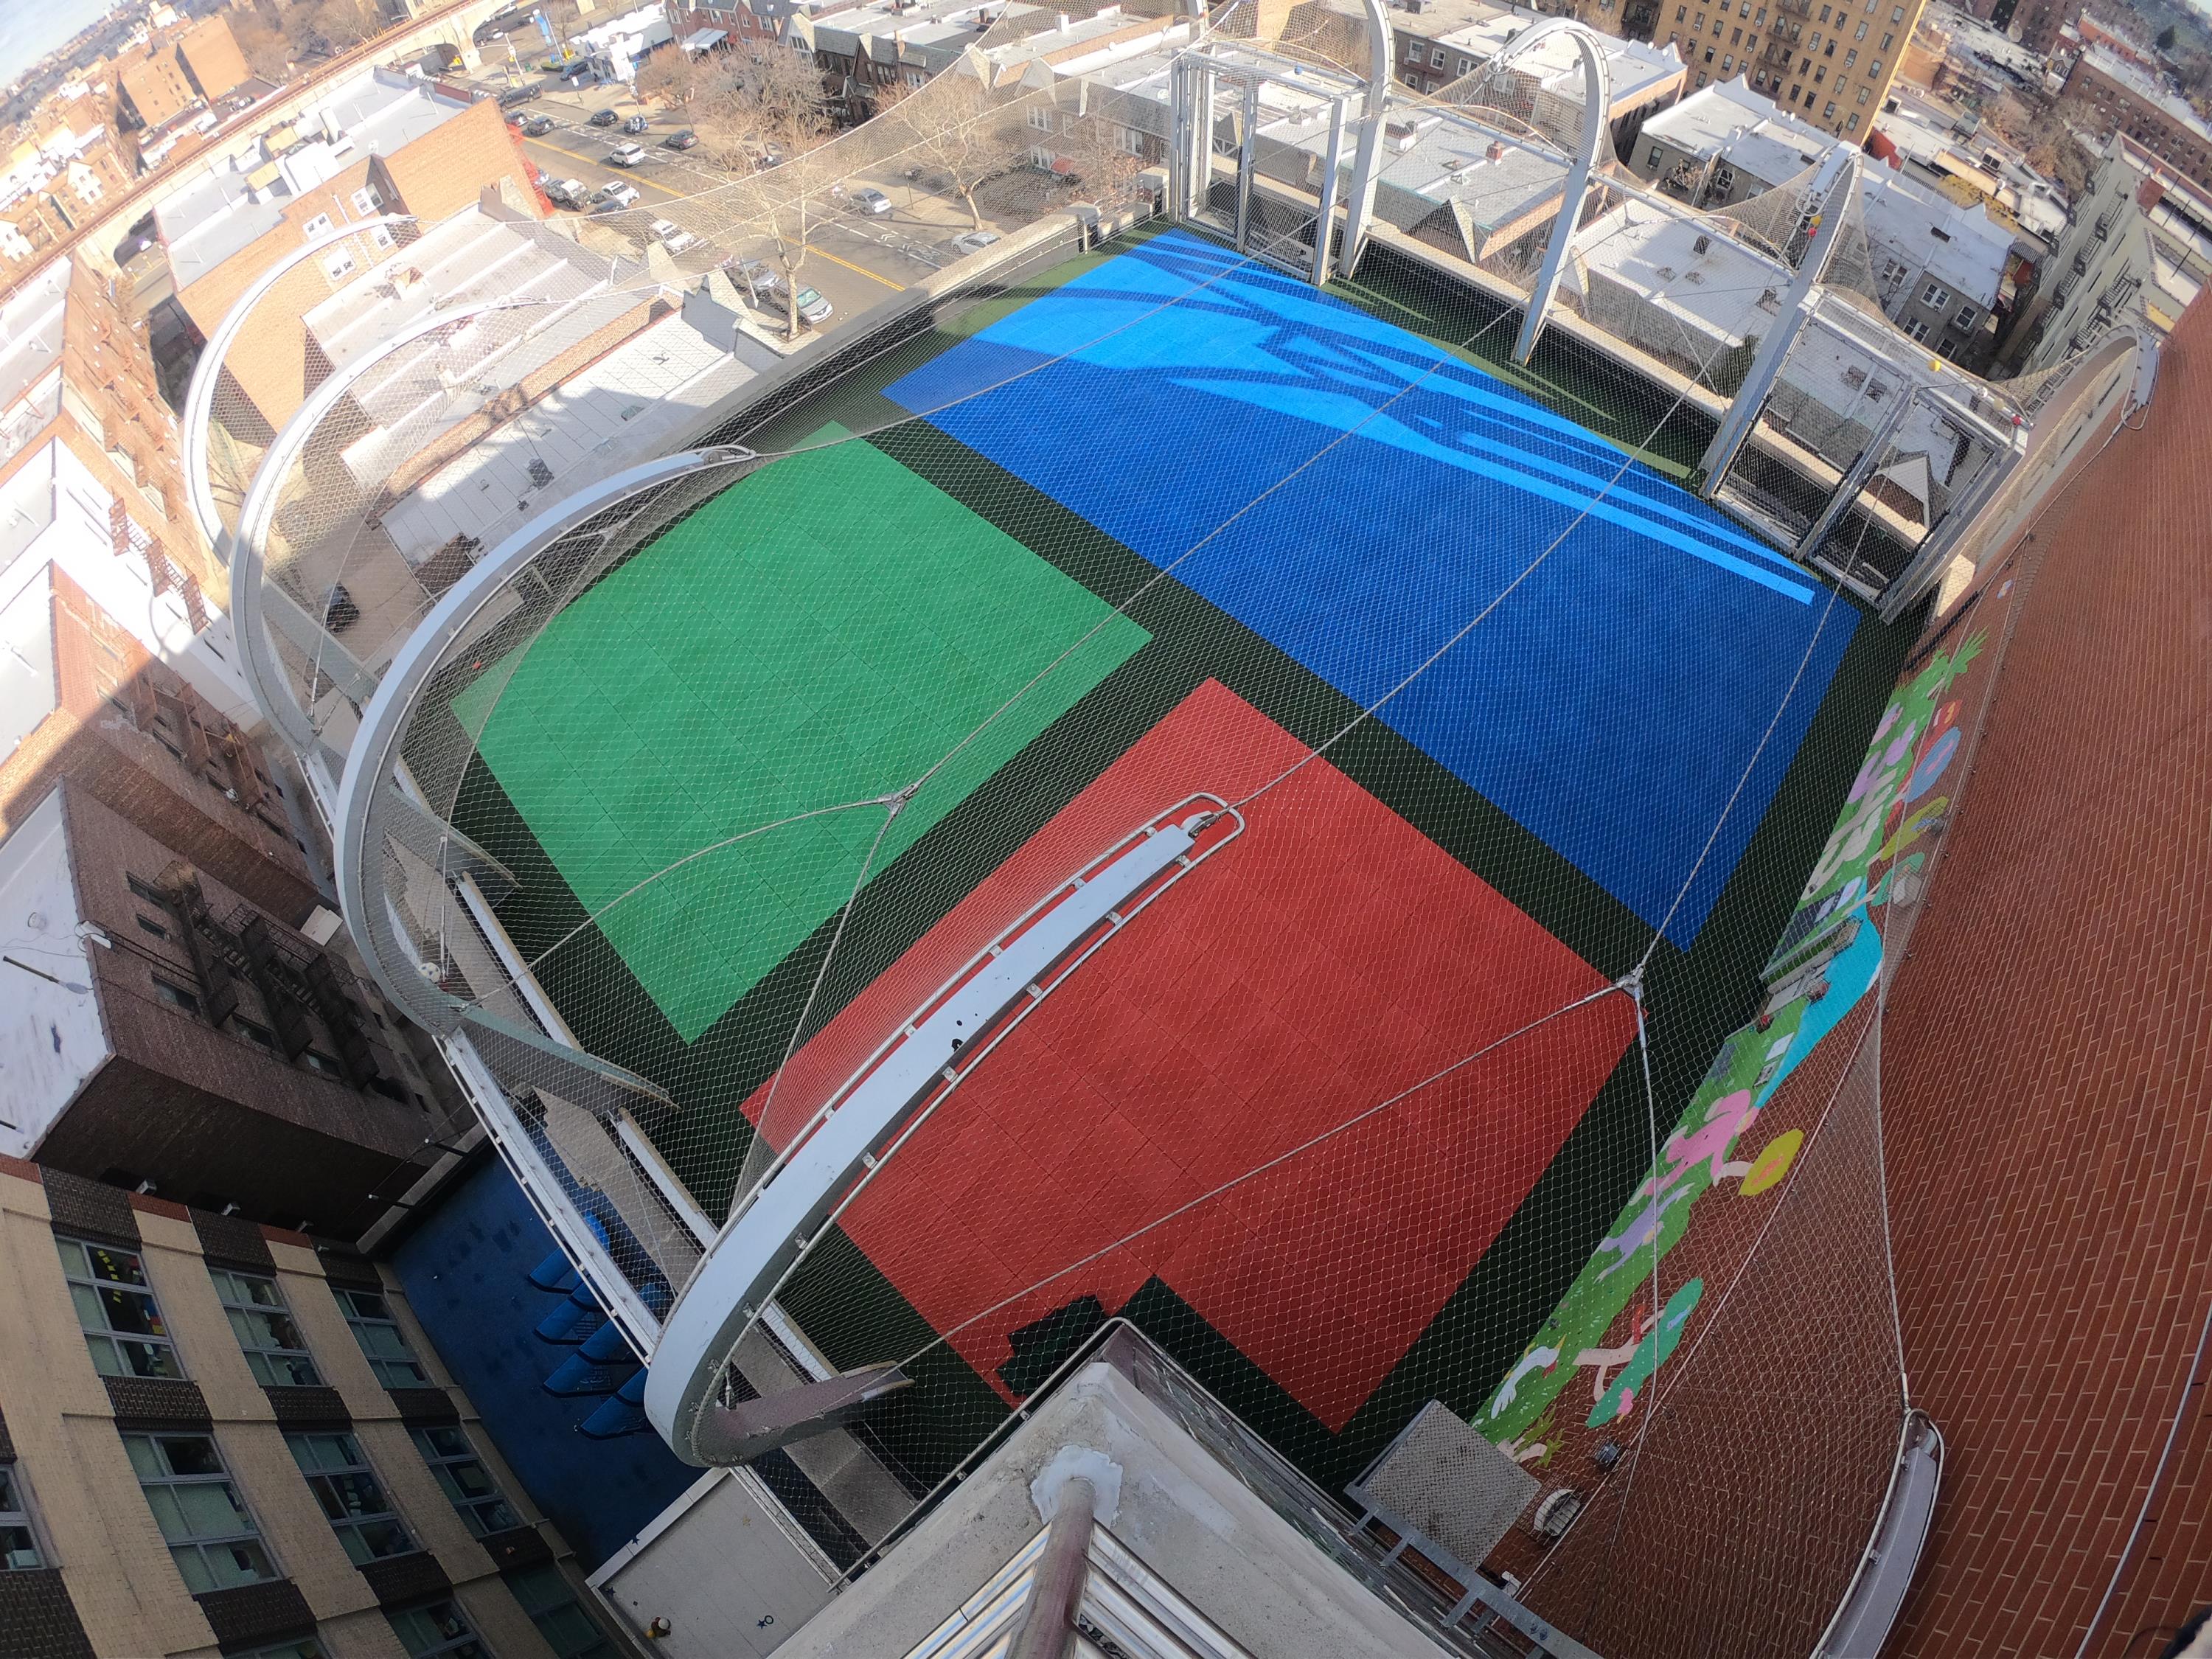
{"left": 1471, "top": 630, "right": 1989, "bottom": 1470}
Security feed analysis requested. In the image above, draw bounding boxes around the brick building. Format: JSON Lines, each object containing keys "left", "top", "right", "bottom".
{"left": 0, "top": 783, "right": 452, "bottom": 1227}
{"left": 1649, "top": 0, "right": 1924, "bottom": 140}
{"left": 177, "top": 16, "right": 254, "bottom": 105}
{"left": 2059, "top": 45, "right": 2212, "bottom": 194}
{"left": 150, "top": 71, "right": 542, "bottom": 436}
{"left": 0, "top": 1161, "right": 624, "bottom": 1658}
{"left": 0, "top": 112, "right": 136, "bottom": 299}
{"left": 117, "top": 52, "right": 201, "bottom": 133}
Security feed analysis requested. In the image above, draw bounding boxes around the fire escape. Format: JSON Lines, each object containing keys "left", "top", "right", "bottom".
{"left": 156, "top": 865, "right": 385, "bottom": 1092}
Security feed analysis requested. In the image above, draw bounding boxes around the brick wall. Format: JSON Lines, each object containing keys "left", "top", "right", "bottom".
{"left": 1880, "top": 289, "right": 2212, "bottom": 1656}
{"left": 0, "top": 568, "right": 320, "bottom": 923}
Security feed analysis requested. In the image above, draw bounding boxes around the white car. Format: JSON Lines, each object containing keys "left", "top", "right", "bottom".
{"left": 648, "top": 218, "right": 699, "bottom": 254}
{"left": 608, "top": 142, "right": 647, "bottom": 167}
{"left": 593, "top": 180, "right": 640, "bottom": 209}
{"left": 849, "top": 187, "right": 893, "bottom": 215}
{"left": 950, "top": 229, "right": 1001, "bottom": 256}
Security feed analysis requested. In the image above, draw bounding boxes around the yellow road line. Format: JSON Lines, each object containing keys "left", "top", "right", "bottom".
{"left": 804, "top": 244, "right": 904, "bottom": 291}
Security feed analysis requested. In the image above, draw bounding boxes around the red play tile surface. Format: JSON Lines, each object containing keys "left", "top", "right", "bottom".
{"left": 743, "top": 678, "right": 1635, "bottom": 1430}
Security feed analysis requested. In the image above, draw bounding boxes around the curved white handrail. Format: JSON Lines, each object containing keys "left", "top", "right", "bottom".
{"left": 645, "top": 800, "right": 1243, "bottom": 1465}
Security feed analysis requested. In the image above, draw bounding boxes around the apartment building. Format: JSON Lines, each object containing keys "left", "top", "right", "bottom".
{"left": 0, "top": 782, "right": 454, "bottom": 1228}
{"left": 1630, "top": 73, "right": 1843, "bottom": 204}
{"left": 1651, "top": 0, "right": 1919, "bottom": 139}
{"left": 2009, "top": 132, "right": 2212, "bottom": 372}
{"left": 177, "top": 16, "right": 255, "bottom": 106}
{"left": 0, "top": 110, "right": 135, "bottom": 296}
{"left": 118, "top": 51, "right": 202, "bottom": 133}
{"left": 0, "top": 1160, "right": 623, "bottom": 1658}
{"left": 150, "top": 70, "right": 540, "bottom": 434}
{"left": 1858, "top": 164, "right": 2020, "bottom": 369}
{"left": 2059, "top": 45, "right": 2212, "bottom": 195}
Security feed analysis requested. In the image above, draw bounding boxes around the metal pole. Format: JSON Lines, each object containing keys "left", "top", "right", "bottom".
{"left": 1234, "top": 76, "right": 1259, "bottom": 251}
{"left": 1008, "top": 1476, "right": 1097, "bottom": 1659}
{"left": 1310, "top": 94, "right": 1348, "bottom": 287}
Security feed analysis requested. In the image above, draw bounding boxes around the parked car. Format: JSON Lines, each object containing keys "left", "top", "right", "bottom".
{"left": 849, "top": 187, "right": 893, "bottom": 215}
{"left": 593, "top": 179, "right": 640, "bottom": 208}
{"left": 790, "top": 285, "right": 832, "bottom": 324}
{"left": 950, "top": 229, "right": 1001, "bottom": 256}
{"left": 496, "top": 83, "right": 541, "bottom": 108}
{"left": 520, "top": 113, "right": 556, "bottom": 136}
{"left": 622, "top": 114, "right": 649, "bottom": 134}
{"left": 731, "top": 257, "right": 778, "bottom": 298}
{"left": 588, "top": 107, "right": 620, "bottom": 127}
{"left": 544, "top": 177, "right": 591, "bottom": 209}
{"left": 661, "top": 128, "right": 698, "bottom": 150}
{"left": 648, "top": 218, "right": 699, "bottom": 254}
{"left": 608, "top": 142, "right": 647, "bottom": 167}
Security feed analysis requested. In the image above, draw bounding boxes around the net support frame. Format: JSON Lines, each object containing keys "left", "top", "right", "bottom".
{"left": 1486, "top": 18, "right": 1613, "bottom": 368}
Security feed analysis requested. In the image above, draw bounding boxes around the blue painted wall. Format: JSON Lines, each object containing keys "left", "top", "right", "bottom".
{"left": 389, "top": 1160, "right": 695, "bottom": 1570}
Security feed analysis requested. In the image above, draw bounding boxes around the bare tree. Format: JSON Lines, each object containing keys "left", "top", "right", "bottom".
{"left": 877, "top": 74, "right": 1020, "bottom": 232}
{"left": 635, "top": 49, "right": 707, "bottom": 107}
{"left": 306, "top": 0, "right": 382, "bottom": 54}
{"left": 230, "top": 10, "right": 293, "bottom": 80}
{"left": 695, "top": 50, "right": 836, "bottom": 334}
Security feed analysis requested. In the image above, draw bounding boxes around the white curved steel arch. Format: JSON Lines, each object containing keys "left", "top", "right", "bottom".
{"left": 228, "top": 296, "right": 549, "bottom": 771}
{"left": 182, "top": 213, "right": 416, "bottom": 555}
{"left": 1332, "top": 0, "right": 1396, "bottom": 278}
{"left": 1483, "top": 17, "right": 1613, "bottom": 364}
{"left": 329, "top": 446, "right": 743, "bottom": 1071}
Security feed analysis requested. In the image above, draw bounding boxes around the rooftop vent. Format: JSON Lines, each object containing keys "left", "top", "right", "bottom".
{"left": 1488, "top": 139, "right": 1505, "bottom": 161}
{"left": 1693, "top": 231, "right": 1711, "bottom": 252}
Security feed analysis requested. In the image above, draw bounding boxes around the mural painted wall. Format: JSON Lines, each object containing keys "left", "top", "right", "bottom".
{"left": 1472, "top": 630, "right": 1988, "bottom": 1469}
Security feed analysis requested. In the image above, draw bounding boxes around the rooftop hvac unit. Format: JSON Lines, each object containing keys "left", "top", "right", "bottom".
{"left": 1694, "top": 232, "right": 1711, "bottom": 252}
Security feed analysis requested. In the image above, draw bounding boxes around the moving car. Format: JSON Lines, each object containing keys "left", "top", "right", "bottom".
{"left": 648, "top": 218, "right": 699, "bottom": 254}
{"left": 496, "top": 83, "right": 541, "bottom": 108}
{"left": 593, "top": 179, "right": 640, "bottom": 209}
{"left": 661, "top": 128, "right": 698, "bottom": 150}
{"left": 950, "top": 229, "right": 1001, "bottom": 256}
{"left": 609, "top": 142, "right": 647, "bottom": 167}
{"left": 623, "top": 114, "right": 650, "bottom": 134}
{"left": 849, "top": 187, "right": 893, "bottom": 215}
{"left": 588, "top": 107, "right": 620, "bottom": 128}
{"left": 520, "top": 114, "right": 556, "bottom": 136}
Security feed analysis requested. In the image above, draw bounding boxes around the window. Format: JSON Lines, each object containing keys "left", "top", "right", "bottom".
{"left": 302, "top": 213, "right": 333, "bottom": 237}
{"left": 1844, "top": 48, "right": 1857, "bottom": 66}
{"left": 1857, "top": 86, "right": 1871, "bottom": 104}
{"left": 287, "top": 1433, "right": 415, "bottom": 1564}
{"left": 349, "top": 184, "right": 383, "bottom": 215}
{"left": 58, "top": 1238, "right": 183, "bottom": 1380}
{"left": 408, "top": 1426, "right": 520, "bottom": 1537}
{"left": 136, "top": 913, "right": 170, "bottom": 939}
{"left": 388, "top": 1601, "right": 491, "bottom": 1659}
{"left": 153, "top": 978, "right": 202, "bottom": 1017}
{"left": 335, "top": 1286, "right": 430, "bottom": 1387}
{"left": 1823, "top": 99, "right": 1836, "bottom": 117}
{"left": 322, "top": 249, "right": 355, "bottom": 282}
{"left": 212, "top": 1270, "right": 321, "bottom": 1387}
{"left": 1902, "top": 315, "right": 1930, "bottom": 341}
{"left": 1954, "top": 303, "right": 1980, "bottom": 330}
{"left": 1456, "top": 55, "right": 1471, "bottom": 74}
{"left": 507, "top": 1566, "right": 614, "bottom": 1659}
{"left": 1921, "top": 281, "right": 1952, "bottom": 308}
{"left": 369, "top": 225, "right": 394, "bottom": 250}
{"left": 124, "top": 1434, "right": 276, "bottom": 1593}
{"left": 1880, "top": 29, "right": 1892, "bottom": 46}
{"left": 1025, "top": 105, "right": 1053, "bottom": 131}
{"left": 1869, "top": 58, "right": 1882, "bottom": 76}
{"left": 1648, "top": 145, "right": 1664, "bottom": 169}
{"left": 1430, "top": 46, "right": 1445, "bottom": 66}
{"left": 301, "top": 1050, "right": 344, "bottom": 1079}
{"left": 237, "top": 1018, "right": 277, "bottom": 1051}
{"left": 0, "top": 1464, "right": 45, "bottom": 1568}
{"left": 1722, "top": 54, "right": 1733, "bottom": 70}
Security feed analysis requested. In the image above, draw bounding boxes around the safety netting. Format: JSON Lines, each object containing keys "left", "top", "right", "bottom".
{"left": 321, "top": 205, "right": 1944, "bottom": 1656}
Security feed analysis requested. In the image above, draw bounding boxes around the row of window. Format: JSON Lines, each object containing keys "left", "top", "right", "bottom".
{"left": 29, "top": 1237, "right": 608, "bottom": 1657}
{"left": 60, "top": 1237, "right": 429, "bottom": 1388}
{"left": 299, "top": 184, "right": 394, "bottom": 283}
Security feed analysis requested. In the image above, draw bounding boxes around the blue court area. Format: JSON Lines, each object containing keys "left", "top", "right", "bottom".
{"left": 886, "top": 232, "right": 1856, "bottom": 942}
{"left": 391, "top": 1163, "right": 694, "bottom": 1570}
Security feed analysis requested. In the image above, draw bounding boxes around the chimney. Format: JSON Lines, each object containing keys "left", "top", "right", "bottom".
{"left": 1487, "top": 139, "right": 1504, "bottom": 161}
{"left": 2138, "top": 175, "right": 2165, "bottom": 212}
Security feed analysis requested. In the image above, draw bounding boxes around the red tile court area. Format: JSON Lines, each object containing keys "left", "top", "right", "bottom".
{"left": 1882, "top": 299, "right": 2212, "bottom": 1659}
{"left": 745, "top": 680, "right": 1636, "bottom": 1431}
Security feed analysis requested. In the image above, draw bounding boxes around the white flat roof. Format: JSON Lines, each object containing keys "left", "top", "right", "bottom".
{"left": 1439, "top": 15, "right": 1686, "bottom": 108}
{"left": 1571, "top": 198, "right": 1786, "bottom": 343}
{"left": 1857, "top": 166, "right": 2011, "bottom": 304}
{"left": 1638, "top": 75, "right": 1843, "bottom": 187}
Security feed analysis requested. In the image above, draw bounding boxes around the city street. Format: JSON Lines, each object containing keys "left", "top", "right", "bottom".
{"left": 503, "top": 91, "right": 1014, "bottom": 330}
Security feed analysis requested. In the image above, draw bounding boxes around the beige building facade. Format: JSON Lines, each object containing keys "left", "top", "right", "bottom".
{"left": 0, "top": 1161, "right": 625, "bottom": 1658}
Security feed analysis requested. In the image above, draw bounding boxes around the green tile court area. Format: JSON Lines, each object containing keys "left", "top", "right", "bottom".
{"left": 451, "top": 425, "right": 1150, "bottom": 1041}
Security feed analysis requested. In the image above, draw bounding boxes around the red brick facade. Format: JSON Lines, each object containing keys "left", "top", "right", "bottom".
{"left": 1880, "top": 299, "right": 2212, "bottom": 1656}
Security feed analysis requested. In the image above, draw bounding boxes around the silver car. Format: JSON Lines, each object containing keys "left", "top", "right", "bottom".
{"left": 849, "top": 187, "right": 893, "bottom": 216}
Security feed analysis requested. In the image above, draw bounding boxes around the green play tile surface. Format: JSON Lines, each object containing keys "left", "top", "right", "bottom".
{"left": 453, "top": 426, "right": 1150, "bottom": 1039}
